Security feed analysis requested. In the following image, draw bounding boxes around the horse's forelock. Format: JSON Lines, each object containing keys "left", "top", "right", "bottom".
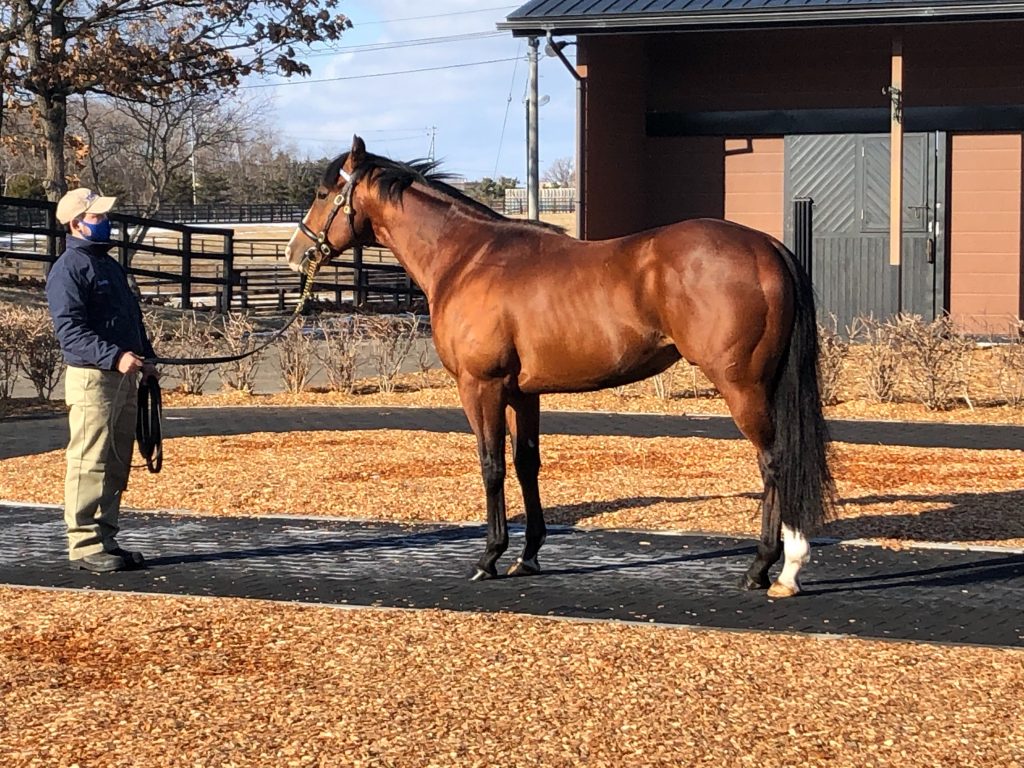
{"left": 322, "top": 153, "right": 350, "bottom": 187}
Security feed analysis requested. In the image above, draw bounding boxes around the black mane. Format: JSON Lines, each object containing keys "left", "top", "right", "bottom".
{"left": 323, "top": 152, "right": 564, "bottom": 233}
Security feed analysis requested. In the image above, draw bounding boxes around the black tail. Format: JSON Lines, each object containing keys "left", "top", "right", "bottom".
{"left": 770, "top": 244, "right": 836, "bottom": 535}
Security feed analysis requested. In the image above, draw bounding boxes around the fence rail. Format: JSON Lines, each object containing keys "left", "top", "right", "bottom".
{"left": 0, "top": 196, "right": 421, "bottom": 313}
{"left": 116, "top": 202, "right": 308, "bottom": 224}
{"left": 2, "top": 196, "right": 576, "bottom": 224}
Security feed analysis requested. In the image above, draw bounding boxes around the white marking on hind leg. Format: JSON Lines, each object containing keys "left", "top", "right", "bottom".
{"left": 767, "top": 524, "right": 810, "bottom": 598}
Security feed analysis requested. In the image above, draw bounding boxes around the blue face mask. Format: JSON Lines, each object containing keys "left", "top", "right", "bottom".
{"left": 80, "top": 219, "right": 112, "bottom": 243}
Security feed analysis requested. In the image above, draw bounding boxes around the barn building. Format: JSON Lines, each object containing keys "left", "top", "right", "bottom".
{"left": 500, "top": 0, "right": 1024, "bottom": 332}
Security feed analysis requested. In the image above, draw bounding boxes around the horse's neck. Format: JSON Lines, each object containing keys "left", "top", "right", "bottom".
{"left": 370, "top": 185, "right": 493, "bottom": 299}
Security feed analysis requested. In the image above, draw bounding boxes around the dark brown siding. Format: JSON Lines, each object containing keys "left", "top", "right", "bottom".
{"left": 578, "top": 36, "right": 649, "bottom": 240}
{"left": 579, "top": 21, "right": 1024, "bottom": 320}
{"left": 580, "top": 21, "right": 1024, "bottom": 235}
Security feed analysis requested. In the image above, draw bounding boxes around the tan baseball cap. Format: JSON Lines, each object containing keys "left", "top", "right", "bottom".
{"left": 56, "top": 187, "right": 116, "bottom": 225}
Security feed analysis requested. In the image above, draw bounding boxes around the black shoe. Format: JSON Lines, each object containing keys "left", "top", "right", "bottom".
{"left": 111, "top": 547, "right": 146, "bottom": 568}
{"left": 73, "top": 552, "right": 129, "bottom": 573}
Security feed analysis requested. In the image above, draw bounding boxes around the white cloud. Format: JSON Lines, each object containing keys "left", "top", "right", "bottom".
{"left": 246, "top": 0, "right": 577, "bottom": 182}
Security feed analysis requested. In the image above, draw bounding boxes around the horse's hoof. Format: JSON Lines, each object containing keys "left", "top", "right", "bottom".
{"left": 469, "top": 566, "right": 497, "bottom": 581}
{"left": 506, "top": 557, "right": 541, "bottom": 577}
{"left": 740, "top": 573, "right": 770, "bottom": 591}
{"left": 767, "top": 581, "right": 800, "bottom": 599}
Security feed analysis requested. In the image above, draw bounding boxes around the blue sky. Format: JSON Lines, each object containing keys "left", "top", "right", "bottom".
{"left": 243, "top": 1, "right": 577, "bottom": 183}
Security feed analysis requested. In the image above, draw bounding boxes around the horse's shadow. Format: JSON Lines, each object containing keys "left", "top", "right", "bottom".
{"left": 143, "top": 489, "right": 1024, "bottom": 594}
{"left": 144, "top": 525, "right": 485, "bottom": 567}
{"left": 822, "top": 489, "right": 1024, "bottom": 544}
{"left": 508, "top": 492, "right": 761, "bottom": 527}
{"left": 509, "top": 488, "right": 1024, "bottom": 546}
{"left": 802, "top": 554, "right": 1024, "bottom": 596}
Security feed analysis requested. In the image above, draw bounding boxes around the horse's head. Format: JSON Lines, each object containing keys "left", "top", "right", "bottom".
{"left": 286, "top": 134, "right": 376, "bottom": 273}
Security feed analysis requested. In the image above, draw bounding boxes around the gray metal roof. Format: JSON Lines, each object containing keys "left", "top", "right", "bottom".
{"left": 498, "top": 0, "right": 1024, "bottom": 35}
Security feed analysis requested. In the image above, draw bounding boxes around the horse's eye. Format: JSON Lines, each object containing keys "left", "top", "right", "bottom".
{"left": 316, "top": 189, "right": 328, "bottom": 200}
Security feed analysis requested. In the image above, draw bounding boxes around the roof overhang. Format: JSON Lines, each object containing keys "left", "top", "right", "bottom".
{"left": 498, "top": 1, "right": 1024, "bottom": 37}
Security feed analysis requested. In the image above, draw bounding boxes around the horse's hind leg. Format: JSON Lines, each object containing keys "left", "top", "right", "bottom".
{"left": 716, "top": 382, "right": 784, "bottom": 591}
{"left": 506, "top": 393, "right": 546, "bottom": 576}
{"left": 457, "top": 376, "right": 510, "bottom": 581}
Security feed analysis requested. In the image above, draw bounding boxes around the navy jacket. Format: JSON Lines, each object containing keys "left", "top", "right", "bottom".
{"left": 45, "top": 237, "right": 156, "bottom": 370}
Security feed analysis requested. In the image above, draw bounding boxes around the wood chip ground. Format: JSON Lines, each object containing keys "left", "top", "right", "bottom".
{"left": 2, "top": 381, "right": 1023, "bottom": 766}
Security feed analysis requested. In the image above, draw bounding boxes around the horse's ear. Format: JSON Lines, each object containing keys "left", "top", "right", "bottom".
{"left": 351, "top": 135, "right": 366, "bottom": 164}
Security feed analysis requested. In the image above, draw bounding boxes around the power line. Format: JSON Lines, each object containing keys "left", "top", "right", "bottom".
{"left": 357, "top": 5, "right": 518, "bottom": 26}
{"left": 242, "top": 57, "right": 521, "bottom": 89}
{"left": 307, "top": 30, "right": 505, "bottom": 57}
{"left": 494, "top": 41, "right": 523, "bottom": 178}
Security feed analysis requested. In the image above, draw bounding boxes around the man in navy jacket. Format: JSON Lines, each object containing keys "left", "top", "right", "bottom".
{"left": 46, "top": 188, "right": 159, "bottom": 572}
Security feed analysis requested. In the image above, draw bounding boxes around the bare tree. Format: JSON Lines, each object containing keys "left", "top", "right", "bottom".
{"left": 542, "top": 157, "right": 575, "bottom": 188}
{"left": 3, "top": 0, "right": 352, "bottom": 200}
{"left": 72, "top": 90, "right": 265, "bottom": 213}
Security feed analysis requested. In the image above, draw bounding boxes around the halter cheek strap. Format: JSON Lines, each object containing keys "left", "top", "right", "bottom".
{"left": 298, "top": 167, "right": 359, "bottom": 261}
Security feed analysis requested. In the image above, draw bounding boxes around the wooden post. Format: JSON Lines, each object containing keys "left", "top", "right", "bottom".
{"left": 44, "top": 204, "right": 58, "bottom": 277}
{"left": 889, "top": 35, "right": 904, "bottom": 267}
{"left": 221, "top": 231, "right": 235, "bottom": 313}
{"left": 353, "top": 244, "right": 365, "bottom": 305}
{"left": 181, "top": 230, "right": 192, "bottom": 309}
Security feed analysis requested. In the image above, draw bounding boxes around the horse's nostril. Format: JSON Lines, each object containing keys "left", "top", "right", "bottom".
{"left": 288, "top": 252, "right": 307, "bottom": 274}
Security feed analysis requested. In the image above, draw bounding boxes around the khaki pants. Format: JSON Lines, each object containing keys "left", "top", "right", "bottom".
{"left": 63, "top": 366, "right": 138, "bottom": 560}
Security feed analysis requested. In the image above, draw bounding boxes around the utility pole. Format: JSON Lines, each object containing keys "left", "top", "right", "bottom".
{"left": 527, "top": 36, "right": 539, "bottom": 221}
{"left": 427, "top": 126, "right": 437, "bottom": 162}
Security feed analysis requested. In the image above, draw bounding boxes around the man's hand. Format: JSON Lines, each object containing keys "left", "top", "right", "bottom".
{"left": 116, "top": 351, "right": 144, "bottom": 375}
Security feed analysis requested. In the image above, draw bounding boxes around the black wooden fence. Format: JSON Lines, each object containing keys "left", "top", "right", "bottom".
{"left": 116, "top": 203, "right": 309, "bottom": 224}
{"left": 0, "top": 196, "right": 423, "bottom": 313}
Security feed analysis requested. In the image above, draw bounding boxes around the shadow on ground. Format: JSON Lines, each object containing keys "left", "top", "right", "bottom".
{"left": 508, "top": 489, "right": 1024, "bottom": 546}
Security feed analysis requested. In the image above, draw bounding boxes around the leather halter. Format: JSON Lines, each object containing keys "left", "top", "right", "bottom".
{"left": 297, "top": 167, "right": 359, "bottom": 263}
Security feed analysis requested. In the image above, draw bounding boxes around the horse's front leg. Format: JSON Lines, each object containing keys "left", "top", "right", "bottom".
{"left": 506, "top": 393, "right": 545, "bottom": 576}
{"left": 458, "top": 376, "right": 509, "bottom": 581}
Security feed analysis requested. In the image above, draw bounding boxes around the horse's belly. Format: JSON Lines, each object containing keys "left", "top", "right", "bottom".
{"left": 517, "top": 342, "right": 680, "bottom": 394}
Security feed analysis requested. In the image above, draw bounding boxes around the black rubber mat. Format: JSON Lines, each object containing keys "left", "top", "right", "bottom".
{"left": 4, "top": 503, "right": 1022, "bottom": 648}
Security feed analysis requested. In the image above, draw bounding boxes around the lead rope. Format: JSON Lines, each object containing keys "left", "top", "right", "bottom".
{"left": 130, "top": 256, "right": 321, "bottom": 473}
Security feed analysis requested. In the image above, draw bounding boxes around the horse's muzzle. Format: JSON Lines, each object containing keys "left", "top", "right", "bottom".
{"left": 289, "top": 247, "right": 314, "bottom": 274}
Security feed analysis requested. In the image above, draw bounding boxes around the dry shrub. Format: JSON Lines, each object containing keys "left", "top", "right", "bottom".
{"left": 415, "top": 333, "right": 438, "bottom": 387}
{"left": 849, "top": 316, "right": 901, "bottom": 404}
{"left": 315, "top": 316, "right": 361, "bottom": 394}
{"left": 679, "top": 362, "right": 718, "bottom": 400}
{"left": 219, "top": 312, "right": 264, "bottom": 393}
{"left": 649, "top": 370, "right": 672, "bottom": 400}
{"left": 141, "top": 309, "right": 168, "bottom": 348}
{"left": 0, "top": 305, "right": 20, "bottom": 399}
{"left": 12, "top": 306, "right": 62, "bottom": 399}
{"left": 817, "top": 315, "right": 848, "bottom": 406}
{"left": 890, "top": 313, "right": 974, "bottom": 411}
{"left": 165, "top": 311, "right": 220, "bottom": 395}
{"left": 995, "top": 319, "right": 1024, "bottom": 407}
{"left": 363, "top": 314, "right": 419, "bottom": 394}
{"left": 277, "top": 318, "right": 315, "bottom": 394}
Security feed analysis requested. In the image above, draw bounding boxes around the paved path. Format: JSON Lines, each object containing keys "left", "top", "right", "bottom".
{"left": 2, "top": 407, "right": 1023, "bottom": 647}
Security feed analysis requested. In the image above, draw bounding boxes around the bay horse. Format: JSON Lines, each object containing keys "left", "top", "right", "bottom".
{"left": 287, "top": 136, "right": 834, "bottom": 598}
